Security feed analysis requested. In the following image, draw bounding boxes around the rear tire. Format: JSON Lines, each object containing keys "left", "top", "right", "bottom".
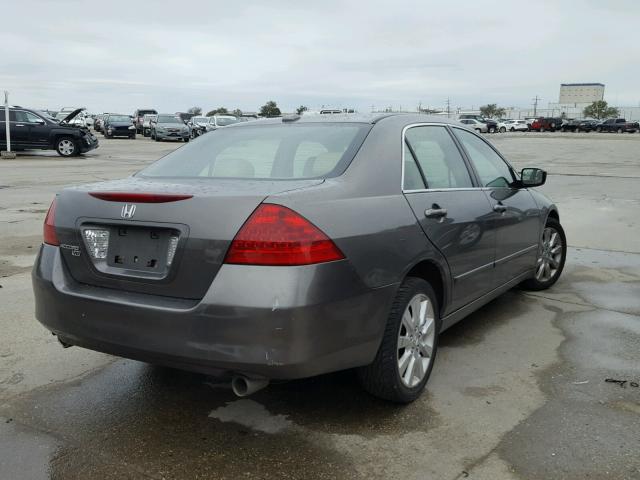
{"left": 617, "top": 128, "right": 623, "bottom": 133}
{"left": 358, "top": 277, "right": 440, "bottom": 403}
{"left": 521, "top": 217, "right": 566, "bottom": 291}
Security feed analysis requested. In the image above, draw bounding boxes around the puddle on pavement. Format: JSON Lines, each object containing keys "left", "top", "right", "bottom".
{"left": 0, "top": 361, "right": 368, "bottom": 479}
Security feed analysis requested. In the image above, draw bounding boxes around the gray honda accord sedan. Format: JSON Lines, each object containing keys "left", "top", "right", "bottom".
{"left": 32, "top": 113, "right": 566, "bottom": 403}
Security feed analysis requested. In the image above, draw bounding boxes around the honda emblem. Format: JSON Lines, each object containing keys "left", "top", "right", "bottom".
{"left": 121, "top": 204, "right": 136, "bottom": 219}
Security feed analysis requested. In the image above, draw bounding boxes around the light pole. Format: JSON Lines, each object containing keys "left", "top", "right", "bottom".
{"left": 2, "top": 91, "right": 15, "bottom": 159}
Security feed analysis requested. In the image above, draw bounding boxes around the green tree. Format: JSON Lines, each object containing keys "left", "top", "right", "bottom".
{"left": 259, "top": 100, "right": 281, "bottom": 117}
{"left": 232, "top": 108, "right": 243, "bottom": 117}
{"left": 296, "top": 105, "right": 308, "bottom": 115}
{"left": 188, "top": 106, "right": 202, "bottom": 115}
{"left": 206, "top": 107, "right": 228, "bottom": 116}
{"left": 583, "top": 100, "right": 619, "bottom": 120}
{"left": 479, "top": 104, "right": 506, "bottom": 119}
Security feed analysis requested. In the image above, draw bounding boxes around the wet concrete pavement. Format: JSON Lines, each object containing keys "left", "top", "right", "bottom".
{"left": 1, "top": 133, "right": 639, "bottom": 479}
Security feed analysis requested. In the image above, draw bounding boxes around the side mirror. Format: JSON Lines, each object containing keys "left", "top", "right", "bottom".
{"left": 521, "top": 168, "right": 546, "bottom": 187}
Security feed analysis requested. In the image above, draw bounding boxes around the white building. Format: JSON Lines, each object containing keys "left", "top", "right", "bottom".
{"left": 558, "top": 83, "right": 605, "bottom": 106}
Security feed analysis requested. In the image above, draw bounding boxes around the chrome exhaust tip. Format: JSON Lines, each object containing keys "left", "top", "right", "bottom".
{"left": 231, "top": 375, "right": 269, "bottom": 397}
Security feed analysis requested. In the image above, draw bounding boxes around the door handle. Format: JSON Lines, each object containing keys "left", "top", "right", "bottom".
{"left": 425, "top": 206, "right": 448, "bottom": 218}
{"left": 493, "top": 203, "right": 507, "bottom": 213}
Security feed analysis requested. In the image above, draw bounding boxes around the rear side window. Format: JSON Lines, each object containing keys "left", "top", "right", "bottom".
{"left": 404, "top": 126, "right": 473, "bottom": 189}
{"left": 140, "top": 123, "right": 370, "bottom": 179}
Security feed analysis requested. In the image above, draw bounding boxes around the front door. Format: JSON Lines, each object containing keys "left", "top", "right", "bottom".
{"left": 18, "top": 110, "right": 50, "bottom": 146}
{"left": 402, "top": 125, "right": 496, "bottom": 314}
{"left": 451, "top": 127, "right": 541, "bottom": 286}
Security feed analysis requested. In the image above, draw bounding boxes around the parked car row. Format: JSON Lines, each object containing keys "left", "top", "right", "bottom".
{"left": 529, "top": 117, "right": 639, "bottom": 133}
{"left": 459, "top": 115, "right": 639, "bottom": 134}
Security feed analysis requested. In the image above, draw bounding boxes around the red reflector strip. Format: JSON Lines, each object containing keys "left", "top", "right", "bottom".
{"left": 89, "top": 192, "right": 193, "bottom": 203}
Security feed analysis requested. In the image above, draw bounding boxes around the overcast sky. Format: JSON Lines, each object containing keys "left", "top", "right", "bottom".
{"left": 2, "top": 0, "right": 639, "bottom": 114}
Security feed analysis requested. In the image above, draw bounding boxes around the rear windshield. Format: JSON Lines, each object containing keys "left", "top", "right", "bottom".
{"left": 108, "top": 115, "right": 131, "bottom": 122}
{"left": 139, "top": 123, "right": 370, "bottom": 180}
{"left": 137, "top": 110, "right": 157, "bottom": 116}
{"left": 157, "top": 115, "right": 181, "bottom": 123}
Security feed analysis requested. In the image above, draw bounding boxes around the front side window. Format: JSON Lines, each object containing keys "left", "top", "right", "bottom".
{"left": 24, "top": 112, "right": 44, "bottom": 123}
{"left": 453, "top": 128, "right": 515, "bottom": 188}
{"left": 140, "top": 123, "right": 370, "bottom": 180}
{"left": 404, "top": 126, "right": 473, "bottom": 189}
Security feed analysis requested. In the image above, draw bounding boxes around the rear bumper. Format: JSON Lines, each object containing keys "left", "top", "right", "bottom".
{"left": 32, "top": 245, "right": 396, "bottom": 379}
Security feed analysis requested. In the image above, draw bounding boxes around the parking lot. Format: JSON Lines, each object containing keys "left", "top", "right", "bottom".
{"left": 1, "top": 132, "right": 639, "bottom": 479}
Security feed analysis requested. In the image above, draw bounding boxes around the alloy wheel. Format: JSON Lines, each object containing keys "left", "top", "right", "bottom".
{"left": 535, "top": 226, "right": 563, "bottom": 282}
{"left": 58, "top": 139, "right": 75, "bottom": 156}
{"left": 397, "top": 294, "right": 435, "bottom": 388}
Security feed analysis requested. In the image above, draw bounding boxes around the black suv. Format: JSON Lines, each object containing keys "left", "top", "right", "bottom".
{"left": 0, "top": 107, "right": 98, "bottom": 157}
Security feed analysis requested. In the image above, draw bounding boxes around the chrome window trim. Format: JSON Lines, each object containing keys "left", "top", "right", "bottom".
{"left": 401, "top": 122, "right": 479, "bottom": 193}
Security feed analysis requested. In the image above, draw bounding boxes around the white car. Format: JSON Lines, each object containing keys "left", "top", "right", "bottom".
{"left": 205, "top": 115, "right": 241, "bottom": 132}
{"left": 142, "top": 114, "right": 157, "bottom": 137}
{"left": 459, "top": 118, "right": 488, "bottom": 133}
{"left": 504, "top": 120, "right": 530, "bottom": 132}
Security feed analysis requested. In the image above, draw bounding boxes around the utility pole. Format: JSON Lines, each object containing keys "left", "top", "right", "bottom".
{"left": 446, "top": 97, "right": 451, "bottom": 118}
{"left": 532, "top": 95, "right": 541, "bottom": 117}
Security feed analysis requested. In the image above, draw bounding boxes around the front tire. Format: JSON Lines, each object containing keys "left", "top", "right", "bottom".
{"left": 499, "top": 127, "right": 506, "bottom": 133}
{"left": 521, "top": 217, "right": 566, "bottom": 291}
{"left": 55, "top": 137, "right": 78, "bottom": 157}
{"left": 358, "top": 277, "right": 440, "bottom": 403}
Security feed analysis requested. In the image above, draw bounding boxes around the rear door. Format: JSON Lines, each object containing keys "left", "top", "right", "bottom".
{"left": 402, "top": 124, "right": 496, "bottom": 313}
{"left": 8, "top": 110, "right": 31, "bottom": 147}
{"left": 451, "top": 127, "right": 540, "bottom": 287}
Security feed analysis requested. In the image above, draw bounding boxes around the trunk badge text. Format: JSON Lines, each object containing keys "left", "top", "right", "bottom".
{"left": 121, "top": 204, "right": 137, "bottom": 219}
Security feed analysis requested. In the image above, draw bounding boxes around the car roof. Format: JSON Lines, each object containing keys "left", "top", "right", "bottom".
{"left": 227, "top": 112, "right": 464, "bottom": 128}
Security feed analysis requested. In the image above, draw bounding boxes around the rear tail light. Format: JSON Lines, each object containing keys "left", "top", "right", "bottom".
{"left": 224, "top": 204, "right": 345, "bottom": 266}
{"left": 43, "top": 199, "right": 60, "bottom": 246}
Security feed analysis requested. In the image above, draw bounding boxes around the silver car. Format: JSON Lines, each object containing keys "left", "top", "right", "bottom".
{"left": 150, "top": 114, "right": 190, "bottom": 142}
{"left": 32, "top": 114, "right": 566, "bottom": 403}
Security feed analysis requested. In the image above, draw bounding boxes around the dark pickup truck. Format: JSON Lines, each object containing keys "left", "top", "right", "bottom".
{"left": 596, "top": 118, "right": 639, "bottom": 133}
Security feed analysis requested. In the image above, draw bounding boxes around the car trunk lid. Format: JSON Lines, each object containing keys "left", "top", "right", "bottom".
{"left": 54, "top": 177, "right": 323, "bottom": 299}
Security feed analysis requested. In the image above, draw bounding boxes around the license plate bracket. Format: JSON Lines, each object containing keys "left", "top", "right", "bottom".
{"left": 106, "top": 226, "right": 173, "bottom": 273}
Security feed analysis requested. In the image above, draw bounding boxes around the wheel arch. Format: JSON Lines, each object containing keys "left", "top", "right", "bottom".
{"left": 404, "top": 259, "right": 448, "bottom": 315}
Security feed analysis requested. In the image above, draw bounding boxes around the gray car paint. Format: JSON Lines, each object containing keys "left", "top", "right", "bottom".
{"left": 32, "top": 113, "right": 558, "bottom": 380}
